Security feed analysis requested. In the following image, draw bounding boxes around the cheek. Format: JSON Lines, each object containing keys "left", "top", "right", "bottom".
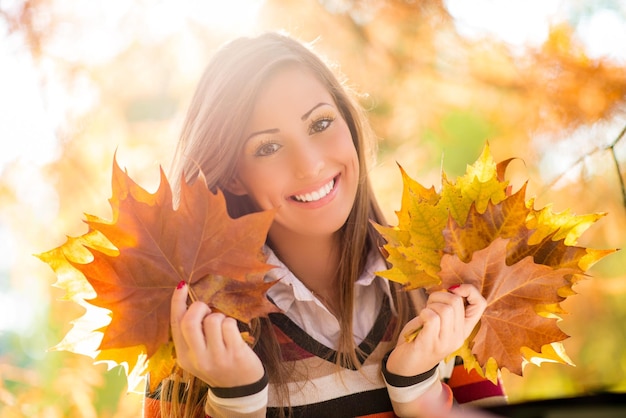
{"left": 237, "top": 170, "right": 286, "bottom": 210}
{"left": 335, "top": 129, "right": 360, "bottom": 174}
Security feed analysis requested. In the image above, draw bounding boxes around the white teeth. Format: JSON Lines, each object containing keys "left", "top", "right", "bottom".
{"left": 294, "top": 179, "right": 334, "bottom": 202}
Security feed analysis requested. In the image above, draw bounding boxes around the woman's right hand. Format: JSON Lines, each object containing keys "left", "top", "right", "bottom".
{"left": 170, "top": 281, "right": 265, "bottom": 388}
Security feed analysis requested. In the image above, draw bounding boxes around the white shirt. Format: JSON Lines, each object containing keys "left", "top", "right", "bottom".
{"left": 263, "top": 245, "right": 394, "bottom": 349}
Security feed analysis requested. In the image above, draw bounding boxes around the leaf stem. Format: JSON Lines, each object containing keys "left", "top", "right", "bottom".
{"left": 187, "top": 284, "right": 198, "bottom": 303}
{"left": 403, "top": 325, "right": 424, "bottom": 343}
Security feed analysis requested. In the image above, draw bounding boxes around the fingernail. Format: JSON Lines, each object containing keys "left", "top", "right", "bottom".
{"left": 176, "top": 280, "right": 186, "bottom": 290}
{"left": 448, "top": 284, "right": 461, "bottom": 291}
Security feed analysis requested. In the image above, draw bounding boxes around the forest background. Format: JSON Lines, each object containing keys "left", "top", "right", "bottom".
{"left": 1, "top": 0, "right": 625, "bottom": 416}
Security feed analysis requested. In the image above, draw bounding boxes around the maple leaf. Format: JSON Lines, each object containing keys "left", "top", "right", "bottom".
{"left": 372, "top": 165, "right": 445, "bottom": 286}
{"left": 191, "top": 273, "right": 278, "bottom": 321}
{"left": 442, "top": 183, "right": 531, "bottom": 262}
{"left": 374, "top": 142, "right": 616, "bottom": 380}
{"left": 38, "top": 156, "right": 279, "bottom": 392}
{"left": 436, "top": 237, "right": 574, "bottom": 376}
{"left": 374, "top": 144, "right": 511, "bottom": 289}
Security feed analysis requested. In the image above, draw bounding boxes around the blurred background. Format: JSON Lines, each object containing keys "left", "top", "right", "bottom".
{"left": 1, "top": 0, "right": 625, "bottom": 416}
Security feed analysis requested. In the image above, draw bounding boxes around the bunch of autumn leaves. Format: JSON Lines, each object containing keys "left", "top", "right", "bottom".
{"left": 39, "top": 144, "right": 614, "bottom": 391}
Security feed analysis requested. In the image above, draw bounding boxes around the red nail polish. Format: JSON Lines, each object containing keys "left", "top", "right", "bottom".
{"left": 176, "top": 280, "right": 186, "bottom": 290}
{"left": 448, "top": 284, "right": 461, "bottom": 291}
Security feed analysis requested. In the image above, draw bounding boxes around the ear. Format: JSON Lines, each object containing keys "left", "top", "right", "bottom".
{"left": 223, "top": 176, "right": 248, "bottom": 196}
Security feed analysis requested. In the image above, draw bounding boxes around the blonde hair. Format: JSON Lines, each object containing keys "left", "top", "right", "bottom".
{"left": 159, "top": 32, "right": 416, "bottom": 418}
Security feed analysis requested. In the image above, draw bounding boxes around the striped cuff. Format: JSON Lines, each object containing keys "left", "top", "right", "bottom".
{"left": 209, "top": 369, "right": 269, "bottom": 398}
{"left": 206, "top": 370, "right": 269, "bottom": 414}
{"left": 381, "top": 351, "right": 441, "bottom": 403}
{"left": 207, "top": 386, "right": 269, "bottom": 415}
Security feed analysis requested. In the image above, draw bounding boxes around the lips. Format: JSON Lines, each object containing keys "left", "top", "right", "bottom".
{"left": 292, "top": 178, "right": 336, "bottom": 203}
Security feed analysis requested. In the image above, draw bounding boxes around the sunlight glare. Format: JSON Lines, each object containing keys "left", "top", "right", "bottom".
{"left": 445, "top": 0, "right": 563, "bottom": 48}
{"left": 0, "top": 49, "right": 59, "bottom": 173}
{"left": 577, "top": 8, "right": 626, "bottom": 62}
{"left": 139, "top": 0, "right": 265, "bottom": 41}
{"left": 445, "top": 0, "right": 626, "bottom": 62}
{"left": 183, "top": 0, "right": 265, "bottom": 34}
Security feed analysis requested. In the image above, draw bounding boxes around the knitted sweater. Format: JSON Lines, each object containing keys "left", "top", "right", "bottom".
{"left": 262, "top": 297, "right": 397, "bottom": 417}
{"left": 144, "top": 297, "right": 506, "bottom": 417}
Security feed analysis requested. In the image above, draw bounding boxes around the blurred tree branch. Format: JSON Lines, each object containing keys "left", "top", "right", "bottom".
{"left": 609, "top": 124, "right": 626, "bottom": 208}
{"left": 543, "top": 123, "right": 626, "bottom": 209}
{"left": 0, "top": 0, "right": 48, "bottom": 57}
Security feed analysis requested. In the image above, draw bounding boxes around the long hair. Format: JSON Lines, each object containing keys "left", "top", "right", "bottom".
{"left": 159, "top": 32, "right": 416, "bottom": 418}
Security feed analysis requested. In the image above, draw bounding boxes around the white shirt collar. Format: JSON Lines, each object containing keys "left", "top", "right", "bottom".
{"left": 263, "top": 245, "right": 394, "bottom": 322}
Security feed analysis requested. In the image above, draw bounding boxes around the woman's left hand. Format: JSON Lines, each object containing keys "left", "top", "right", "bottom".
{"left": 386, "top": 284, "right": 486, "bottom": 377}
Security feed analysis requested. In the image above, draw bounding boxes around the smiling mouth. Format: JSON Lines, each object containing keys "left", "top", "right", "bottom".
{"left": 292, "top": 178, "right": 336, "bottom": 203}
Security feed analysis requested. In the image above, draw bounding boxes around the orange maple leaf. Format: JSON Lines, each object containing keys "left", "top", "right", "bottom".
{"left": 194, "top": 273, "right": 281, "bottom": 323}
{"left": 40, "top": 156, "right": 279, "bottom": 378}
{"left": 435, "top": 237, "right": 575, "bottom": 375}
{"left": 79, "top": 159, "right": 277, "bottom": 357}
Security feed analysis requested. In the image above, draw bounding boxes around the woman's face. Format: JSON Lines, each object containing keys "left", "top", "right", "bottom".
{"left": 231, "top": 65, "right": 359, "bottom": 241}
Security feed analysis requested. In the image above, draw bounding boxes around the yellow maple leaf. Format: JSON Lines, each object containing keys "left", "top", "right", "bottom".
{"left": 375, "top": 142, "right": 616, "bottom": 379}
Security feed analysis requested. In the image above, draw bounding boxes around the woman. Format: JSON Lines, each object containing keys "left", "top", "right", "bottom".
{"left": 144, "top": 32, "right": 505, "bottom": 418}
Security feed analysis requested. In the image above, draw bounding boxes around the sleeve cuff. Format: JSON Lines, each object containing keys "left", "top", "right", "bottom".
{"left": 209, "top": 369, "right": 269, "bottom": 398}
{"left": 381, "top": 351, "right": 441, "bottom": 404}
{"left": 381, "top": 351, "right": 439, "bottom": 387}
{"left": 207, "top": 370, "right": 269, "bottom": 414}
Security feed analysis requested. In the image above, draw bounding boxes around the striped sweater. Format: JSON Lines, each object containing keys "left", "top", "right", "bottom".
{"left": 144, "top": 297, "right": 506, "bottom": 417}
{"left": 263, "top": 297, "right": 397, "bottom": 417}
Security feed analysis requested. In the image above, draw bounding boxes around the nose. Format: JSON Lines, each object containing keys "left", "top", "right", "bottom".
{"left": 292, "top": 141, "right": 325, "bottom": 180}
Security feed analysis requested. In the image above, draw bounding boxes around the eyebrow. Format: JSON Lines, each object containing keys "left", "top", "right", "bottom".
{"left": 246, "top": 102, "right": 332, "bottom": 141}
{"left": 246, "top": 128, "right": 279, "bottom": 142}
{"left": 301, "top": 102, "right": 331, "bottom": 121}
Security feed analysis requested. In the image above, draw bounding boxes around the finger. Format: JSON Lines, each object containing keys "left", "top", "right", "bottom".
{"left": 222, "top": 317, "right": 246, "bottom": 350}
{"left": 428, "top": 291, "right": 465, "bottom": 333}
{"left": 448, "top": 284, "right": 483, "bottom": 305}
{"left": 201, "top": 311, "right": 228, "bottom": 356}
{"left": 180, "top": 301, "right": 212, "bottom": 352}
{"left": 449, "top": 284, "right": 486, "bottom": 338}
{"left": 417, "top": 307, "right": 442, "bottom": 344}
{"left": 448, "top": 284, "right": 486, "bottom": 318}
{"left": 428, "top": 290, "right": 465, "bottom": 313}
{"left": 425, "top": 301, "right": 458, "bottom": 341}
{"left": 170, "top": 281, "right": 189, "bottom": 349}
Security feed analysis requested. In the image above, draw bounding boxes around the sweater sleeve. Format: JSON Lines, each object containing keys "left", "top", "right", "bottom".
{"left": 204, "top": 371, "right": 269, "bottom": 418}
{"left": 143, "top": 372, "right": 269, "bottom": 418}
{"left": 381, "top": 351, "right": 454, "bottom": 411}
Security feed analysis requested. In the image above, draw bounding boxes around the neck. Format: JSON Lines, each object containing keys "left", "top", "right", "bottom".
{"left": 268, "top": 229, "right": 342, "bottom": 312}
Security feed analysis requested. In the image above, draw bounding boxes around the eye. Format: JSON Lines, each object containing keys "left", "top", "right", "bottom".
{"left": 254, "top": 140, "right": 282, "bottom": 157}
{"left": 309, "top": 115, "right": 335, "bottom": 134}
